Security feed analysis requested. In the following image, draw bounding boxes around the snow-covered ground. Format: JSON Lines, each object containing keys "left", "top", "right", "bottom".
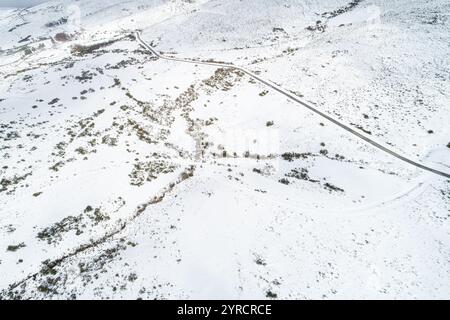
{"left": 0, "top": 0, "right": 449, "bottom": 299}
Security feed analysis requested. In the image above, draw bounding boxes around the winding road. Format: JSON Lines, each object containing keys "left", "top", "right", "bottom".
{"left": 135, "top": 32, "right": 450, "bottom": 179}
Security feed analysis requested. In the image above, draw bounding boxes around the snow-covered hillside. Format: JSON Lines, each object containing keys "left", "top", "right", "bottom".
{"left": 0, "top": 0, "right": 449, "bottom": 299}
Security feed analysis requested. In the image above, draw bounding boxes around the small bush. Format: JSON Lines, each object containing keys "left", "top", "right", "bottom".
{"left": 71, "top": 39, "right": 120, "bottom": 56}
{"left": 7, "top": 243, "right": 26, "bottom": 252}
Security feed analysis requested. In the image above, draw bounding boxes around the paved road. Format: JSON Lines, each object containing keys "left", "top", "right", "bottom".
{"left": 135, "top": 32, "right": 450, "bottom": 179}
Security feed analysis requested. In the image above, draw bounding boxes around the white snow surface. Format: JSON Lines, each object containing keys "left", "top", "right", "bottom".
{"left": 0, "top": 0, "right": 449, "bottom": 299}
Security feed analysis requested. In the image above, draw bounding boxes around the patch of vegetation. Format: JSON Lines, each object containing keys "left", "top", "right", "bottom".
{"left": 75, "top": 70, "right": 97, "bottom": 83}
{"left": 322, "top": 0, "right": 363, "bottom": 19}
{"left": 127, "top": 273, "right": 138, "bottom": 282}
{"left": 45, "top": 17, "right": 68, "bottom": 28}
{"left": 129, "top": 160, "right": 178, "bottom": 186}
{"left": 18, "top": 35, "right": 31, "bottom": 43}
{"left": 1, "top": 129, "right": 20, "bottom": 141}
{"left": 105, "top": 58, "right": 139, "bottom": 70}
{"left": 86, "top": 208, "right": 110, "bottom": 224}
{"left": 37, "top": 204, "right": 115, "bottom": 245}
{"left": 127, "top": 119, "right": 157, "bottom": 144}
{"left": 77, "top": 243, "right": 127, "bottom": 282}
{"left": 71, "top": 38, "right": 121, "bottom": 56}
{"left": 254, "top": 255, "right": 267, "bottom": 266}
{"left": 422, "top": 14, "right": 447, "bottom": 25}
{"left": 306, "top": 0, "right": 362, "bottom": 32}
{"left": 54, "top": 32, "right": 72, "bottom": 42}
{"left": 281, "top": 152, "right": 313, "bottom": 162}
{"left": 6, "top": 243, "right": 26, "bottom": 252}
{"left": 3, "top": 225, "right": 16, "bottom": 233}
{"left": 306, "top": 20, "right": 327, "bottom": 33}
{"left": 75, "top": 147, "right": 88, "bottom": 155}
{"left": 101, "top": 135, "right": 118, "bottom": 146}
{"left": 54, "top": 141, "right": 67, "bottom": 157}
{"left": 1, "top": 172, "right": 32, "bottom": 194}
{"left": 202, "top": 68, "right": 244, "bottom": 92}
{"left": 273, "top": 27, "right": 286, "bottom": 33}
{"left": 37, "top": 215, "right": 84, "bottom": 244}
{"left": 180, "top": 168, "right": 195, "bottom": 181}
{"left": 324, "top": 183, "right": 344, "bottom": 193}
{"left": 49, "top": 161, "right": 65, "bottom": 172}
{"left": 111, "top": 78, "right": 121, "bottom": 88}
{"left": 286, "top": 168, "right": 319, "bottom": 183}
{"left": 283, "top": 47, "right": 299, "bottom": 54}
{"left": 351, "top": 123, "right": 372, "bottom": 135}
{"left": 48, "top": 98, "right": 60, "bottom": 105}
{"left": 8, "top": 22, "right": 29, "bottom": 33}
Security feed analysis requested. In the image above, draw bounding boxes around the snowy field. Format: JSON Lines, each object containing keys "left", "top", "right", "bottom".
{"left": 0, "top": 0, "right": 449, "bottom": 299}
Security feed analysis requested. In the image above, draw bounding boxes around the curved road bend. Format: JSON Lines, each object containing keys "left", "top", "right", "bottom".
{"left": 135, "top": 32, "right": 450, "bottom": 179}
